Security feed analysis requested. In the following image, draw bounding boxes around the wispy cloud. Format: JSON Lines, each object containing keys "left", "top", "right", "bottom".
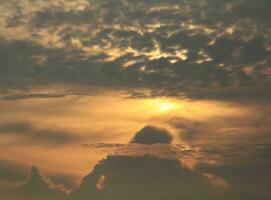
{"left": 0, "top": 122, "right": 83, "bottom": 145}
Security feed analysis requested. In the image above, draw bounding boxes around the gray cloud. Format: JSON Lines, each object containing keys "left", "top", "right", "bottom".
{"left": 82, "top": 143, "right": 125, "bottom": 149}
{"left": 0, "top": 93, "right": 67, "bottom": 100}
{"left": 0, "top": 122, "right": 82, "bottom": 145}
{"left": 0, "top": 0, "right": 270, "bottom": 100}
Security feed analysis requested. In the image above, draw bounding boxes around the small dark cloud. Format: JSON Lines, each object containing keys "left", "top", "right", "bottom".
{"left": 0, "top": 159, "right": 76, "bottom": 193}
{"left": 131, "top": 125, "right": 172, "bottom": 144}
{"left": 0, "top": 93, "right": 67, "bottom": 100}
{"left": 0, "top": 122, "right": 82, "bottom": 145}
{"left": 82, "top": 143, "right": 125, "bottom": 149}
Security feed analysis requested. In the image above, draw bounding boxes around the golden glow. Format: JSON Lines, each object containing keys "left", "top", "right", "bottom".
{"left": 0, "top": 92, "right": 253, "bottom": 180}
{"left": 147, "top": 99, "right": 178, "bottom": 113}
{"left": 96, "top": 175, "right": 106, "bottom": 190}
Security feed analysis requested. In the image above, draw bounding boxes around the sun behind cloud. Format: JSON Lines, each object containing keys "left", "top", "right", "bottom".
{"left": 144, "top": 99, "right": 178, "bottom": 114}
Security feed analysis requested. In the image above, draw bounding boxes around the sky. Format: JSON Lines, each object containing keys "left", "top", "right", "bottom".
{"left": 0, "top": 0, "right": 271, "bottom": 200}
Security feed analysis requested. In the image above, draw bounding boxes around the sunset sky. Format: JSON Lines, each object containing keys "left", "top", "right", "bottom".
{"left": 0, "top": 0, "right": 271, "bottom": 200}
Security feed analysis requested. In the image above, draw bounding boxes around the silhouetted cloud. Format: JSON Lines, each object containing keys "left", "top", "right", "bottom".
{"left": 70, "top": 155, "right": 215, "bottom": 200}
{"left": 15, "top": 165, "right": 66, "bottom": 200}
{"left": 131, "top": 125, "right": 172, "bottom": 144}
{"left": 1, "top": 127, "right": 271, "bottom": 200}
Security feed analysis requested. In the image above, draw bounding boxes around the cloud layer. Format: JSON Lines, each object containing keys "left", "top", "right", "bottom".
{"left": 2, "top": 126, "right": 271, "bottom": 200}
{"left": 0, "top": 0, "right": 270, "bottom": 100}
{"left": 0, "top": 122, "right": 83, "bottom": 145}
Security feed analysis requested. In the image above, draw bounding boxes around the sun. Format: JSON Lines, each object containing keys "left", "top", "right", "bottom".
{"left": 145, "top": 99, "right": 178, "bottom": 113}
{"left": 156, "top": 101, "right": 176, "bottom": 112}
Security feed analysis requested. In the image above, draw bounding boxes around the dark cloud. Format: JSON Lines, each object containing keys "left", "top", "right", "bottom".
{"left": 1, "top": 142, "right": 271, "bottom": 199}
{"left": 131, "top": 125, "right": 172, "bottom": 144}
{"left": 0, "top": 93, "right": 67, "bottom": 100}
{"left": 0, "top": 122, "right": 82, "bottom": 145}
{"left": 0, "top": 159, "right": 76, "bottom": 194}
{"left": 0, "top": 160, "right": 28, "bottom": 183}
{"left": 0, "top": 0, "right": 270, "bottom": 100}
{"left": 70, "top": 155, "right": 215, "bottom": 200}
{"left": 70, "top": 142, "right": 270, "bottom": 200}
{"left": 198, "top": 162, "right": 271, "bottom": 200}
{"left": 15, "top": 165, "right": 66, "bottom": 200}
{"left": 82, "top": 143, "right": 125, "bottom": 149}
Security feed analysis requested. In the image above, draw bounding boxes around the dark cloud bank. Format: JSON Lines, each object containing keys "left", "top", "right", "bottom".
{"left": 1, "top": 125, "right": 271, "bottom": 200}
{"left": 0, "top": 0, "right": 270, "bottom": 100}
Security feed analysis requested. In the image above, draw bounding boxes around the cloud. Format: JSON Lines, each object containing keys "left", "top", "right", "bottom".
{"left": 82, "top": 143, "right": 125, "bottom": 149}
{"left": 81, "top": 126, "right": 175, "bottom": 160}
{"left": 1, "top": 127, "right": 271, "bottom": 200}
{"left": 0, "top": 159, "right": 77, "bottom": 194}
{"left": 15, "top": 165, "right": 66, "bottom": 200}
{"left": 0, "top": 160, "right": 28, "bottom": 183}
{"left": 168, "top": 111, "right": 271, "bottom": 144}
{"left": 0, "top": 0, "right": 270, "bottom": 101}
{"left": 130, "top": 125, "right": 172, "bottom": 144}
{"left": 0, "top": 122, "right": 82, "bottom": 145}
{"left": 81, "top": 125, "right": 271, "bottom": 166}
{"left": 0, "top": 1, "right": 271, "bottom": 198}
{"left": 8, "top": 145, "right": 271, "bottom": 200}
{"left": 0, "top": 93, "right": 67, "bottom": 100}
{"left": 202, "top": 173, "right": 230, "bottom": 190}
{"left": 198, "top": 161, "right": 271, "bottom": 200}
{"left": 70, "top": 155, "right": 215, "bottom": 200}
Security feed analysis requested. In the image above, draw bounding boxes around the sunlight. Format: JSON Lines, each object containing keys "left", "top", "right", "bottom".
{"left": 156, "top": 101, "right": 176, "bottom": 112}
{"left": 146, "top": 99, "right": 178, "bottom": 113}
